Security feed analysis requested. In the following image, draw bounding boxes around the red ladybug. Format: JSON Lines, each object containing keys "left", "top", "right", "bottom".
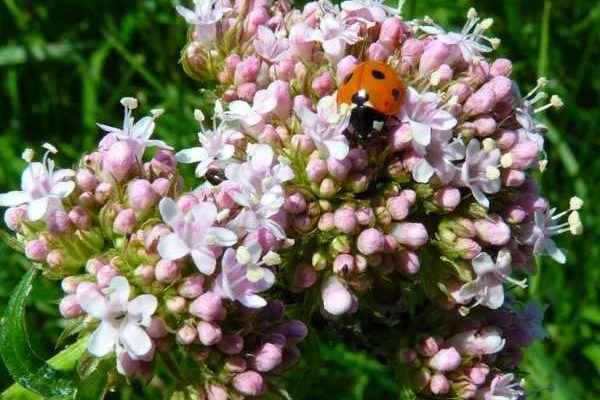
{"left": 337, "top": 61, "right": 406, "bottom": 140}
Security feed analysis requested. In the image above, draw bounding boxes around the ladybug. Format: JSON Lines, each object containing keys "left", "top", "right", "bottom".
{"left": 337, "top": 61, "right": 406, "bottom": 140}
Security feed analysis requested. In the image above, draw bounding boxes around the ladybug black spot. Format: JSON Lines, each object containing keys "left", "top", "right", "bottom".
{"left": 371, "top": 69, "right": 385, "bottom": 80}
{"left": 392, "top": 88, "right": 400, "bottom": 100}
{"left": 343, "top": 72, "right": 354, "bottom": 84}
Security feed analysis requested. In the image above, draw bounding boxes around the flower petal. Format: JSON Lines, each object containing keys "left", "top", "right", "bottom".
{"left": 88, "top": 321, "right": 118, "bottom": 357}
{"left": 128, "top": 294, "right": 158, "bottom": 327}
{"left": 120, "top": 321, "right": 153, "bottom": 357}
{"left": 176, "top": 147, "right": 208, "bottom": 164}
{"left": 158, "top": 197, "right": 180, "bottom": 226}
{"left": 157, "top": 232, "right": 190, "bottom": 260}
{"left": 50, "top": 181, "right": 75, "bottom": 198}
{"left": 27, "top": 197, "right": 49, "bottom": 221}
{"left": 240, "top": 294, "right": 267, "bottom": 308}
{"left": 191, "top": 248, "right": 216, "bottom": 275}
{"left": 472, "top": 252, "right": 496, "bottom": 276}
{"left": 412, "top": 159, "right": 435, "bottom": 183}
{"left": 206, "top": 227, "right": 238, "bottom": 246}
{"left": 0, "top": 191, "right": 31, "bottom": 207}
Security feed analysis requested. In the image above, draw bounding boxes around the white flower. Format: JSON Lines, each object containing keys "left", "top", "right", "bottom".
{"left": 98, "top": 97, "right": 172, "bottom": 158}
{"left": 0, "top": 147, "right": 75, "bottom": 221}
{"left": 296, "top": 96, "right": 351, "bottom": 160}
{"left": 157, "top": 198, "right": 238, "bottom": 275}
{"left": 254, "top": 26, "right": 290, "bottom": 62}
{"left": 341, "top": 0, "right": 394, "bottom": 23}
{"left": 176, "top": 0, "right": 231, "bottom": 45}
{"left": 221, "top": 90, "right": 278, "bottom": 128}
{"left": 420, "top": 12, "right": 497, "bottom": 63}
{"left": 308, "top": 13, "right": 361, "bottom": 63}
{"left": 475, "top": 373, "right": 524, "bottom": 400}
{"left": 456, "top": 139, "right": 501, "bottom": 209}
{"left": 76, "top": 277, "right": 157, "bottom": 364}
{"left": 212, "top": 245, "right": 275, "bottom": 308}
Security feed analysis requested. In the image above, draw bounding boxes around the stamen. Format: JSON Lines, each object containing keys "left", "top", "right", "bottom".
{"left": 120, "top": 97, "right": 138, "bottom": 110}
{"left": 21, "top": 148, "right": 34, "bottom": 163}
{"left": 236, "top": 246, "right": 252, "bottom": 265}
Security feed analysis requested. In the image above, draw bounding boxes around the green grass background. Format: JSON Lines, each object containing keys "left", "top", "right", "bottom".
{"left": 0, "top": 0, "right": 599, "bottom": 398}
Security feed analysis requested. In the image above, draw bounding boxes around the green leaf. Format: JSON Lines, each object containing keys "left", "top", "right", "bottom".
{"left": 0, "top": 267, "right": 77, "bottom": 398}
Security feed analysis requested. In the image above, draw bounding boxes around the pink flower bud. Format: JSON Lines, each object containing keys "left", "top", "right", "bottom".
{"left": 147, "top": 317, "right": 168, "bottom": 338}
{"left": 237, "top": 82, "right": 257, "bottom": 102}
{"left": 367, "top": 42, "right": 389, "bottom": 61}
{"left": 333, "top": 254, "right": 355, "bottom": 275}
{"left": 197, "top": 321, "right": 222, "bottom": 346}
{"left": 322, "top": 276, "right": 353, "bottom": 316}
{"left": 284, "top": 192, "right": 307, "bottom": 214}
{"left": 429, "top": 347, "right": 461, "bottom": 371}
{"left": 430, "top": 373, "right": 449, "bottom": 394}
{"left": 61, "top": 276, "right": 81, "bottom": 294}
{"left": 244, "top": 7, "right": 269, "bottom": 38}
{"left": 96, "top": 265, "right": 118, "bottom": 288}
{"left": 103, "top": 141, "right": 136, "bottom": 182}
{"left": 491, "top": 58, "right": 513, "bottom": 77}
{"left": 473, "top": 116, "right": 497, "bottom": 137}
{"left": 448, "top": 82, "right": 473, "bottom": 103}
{"left": 463, "top": 87, "right": 496, "bottom": 117}
{"left": 390, "top": 222, "right": 428, "bottom": 248}
{"left": 334, "top": 208, "right": 357, "bottom": 234}
{"left": 207, "top": 385, "right": 228, "bottom": 400}
{"left": 400, "top": 189, "right": 417, "bottom": 205}
{"left": 25, "top": 240, "right": 48, "bottom": 262}
{"left": 306, "top": 158, "right": 327, "bottom": 183}
{"left": 127, "top": 180, "right": 157, "bottom": 212}
{"left": 433, "top": 187, "right": 461, "bottom": 211}
{"left": 312, "top": 72, "right": 335, "bottom": 97}
{"left": 456, "top": 238, "right": 481, "bottom": 260}
{"left": 483, "top": 76, "right": 514, "bottom": 103}
{"left": 59, "top": 294, "right": 82, "bottom": 318}
{"left": 233, "top": 371, "right": 264, "bottom": 396}
{"left": 272, "top": 57, "right": 295, "bottom": 81}
{"left": 355, "top": 207, "right": 374, "bottom": 226}
{"left": 234, "top": 56, "right": 261, "bottom": 84}
{"left": 346, "top": 172, "right": 369, "bottom": 193}
{"left": 47, "top": 210, "right": 72, "bottom": 233}
{"left": 327, "top": 156, "right": 351, "bottom": 179}
{"left": 178, "top": 275, "right": 205, "bottom": 298}
{"left": 505, "top": 205, "right": 527, "bottom": 224}
{"left": 176, "top": 325, "right": 197, "bottom": 345}
{"left": 347, "top": 148, "right": 368, "bottom": 171}
{"left": 395, "top": 250, "right": 420, "bottom": 274}
{"left": 503, "top": 169, "right": 525, "bottom": 187}
{"left": 150, "top": 149, "right": 177, "bottom": 175}
{"left": 189, "top": 292, "right": 225, "bottom": 321}
{"left": 268, "top": 80, "right": 292, "bottom": 119}
{"left": 166, "top": 296, "right": 186, "bottom": 314}
{"left": 4, "top": 206, "right": 26, "bottom": 231}
{"left": 357, "top": 228, "right": 385, "bottom": 255}
{"left": 86, "top": 257, "right": 105, "bottom": 275}
{"left": 134, "top": 264, "right": 155, "bottom": 285}
{"left": 113, "top": 209, "right": 136, "bottom": 235}
{"left": 387, "top": 196, "right": 410, "bottom": 220}
{"left": 435, "top": 64, "right": 454, "bottom": 85}
{"left": 401, "top": 38, "right": 425, "bottom": 72}
{"left": 94, "top": 182, "right": 113, "bottom": 204}
{"left": 68, "top": 207, "right": 92, "bottom": 230}
{"left": 151, "top": 178, "right": 171, "bottom": 197}
{"left": 294, "top": 262, "right": 317, "bottom": 290}
{"left": 46, "top": 250, "right": 65, "bottom": 268}
{"left": 218, "top": 334, "right": 244, "bottom": 355}
{"left": 379, "top": 17, "right": 403, "bottom": 48}
{"left": 154, "top": 259, "right": 179, "bottom": 283}
{"left": 318, "top": 212, "right": 335, "bottom": 231}
{"left": 337, "top": 55, "right": 358, "bottom": 82}
{"left": 75, "top": 169, "right": 97, "bottom": 191}
{"left": 509, "top": 138, "right": 540, "bottom": 169}
{"left": 416, "top": 335, "right": 439, "bottom": 357}
{"left": 253, "top": 343, "right": 283, "bottom": 372}
{"left": 419, "top": 40, "right": 450, "bottom": 74}
{"left": 468, "top": 363, "right": 490, "bottom": 385}
{"left": 291, "top": 134, "right": 316, "bottom": 155}
{"left": 475, "top": 215, "right": 511, "bottom": 245}
{"left": 274, "top": 320, "right": 308, "bottom": 343}
{"left": 225, "top": 356, "right": 248, "bottom": 372}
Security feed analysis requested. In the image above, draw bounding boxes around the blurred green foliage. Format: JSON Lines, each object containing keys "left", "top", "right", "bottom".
{"left": 0, "top": 0, "right": 599, "bottom": 398}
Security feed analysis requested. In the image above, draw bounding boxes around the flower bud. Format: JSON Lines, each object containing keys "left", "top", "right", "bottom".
{"left": 327, "top": 156, "right": 351, "bottom": 180}
{"left": 176, "top": 325, "right": 197, "bottom": 345}
{"left": 59, "top": 294, "right": 82, "bottom": 318}
{"left": 430, "top": 374, "right": 449, "bottom": 394}
{"left": 419, "top": 40, "right": 450, "bottom": 74}
{"left": 463, "top": 87, "right": 496, "bottom": 117}
{"left": 197, "top": 321, "right": 222, "bottom": 346}
{"left": 473, "top": 116, "right": 497, "bottom": 137}
{"left": 113, "top": 209, "right": 136, "bottom": 235}
{"left": 322, "top": 276, "right": 353, "bottom": 316}
{"left": 355, "top": 206, "right": 375, "bottom": 226}
{"left": 474, "top": 215, "right": 511, "bottom": 245}
{"left": 416, "top": 335, "right": 439, "bottom": 357}
{"left": 47, "top": 210, "right": 72, "bottom": 233}
{"left": 429, "top": 347, "right": 461, "bottom": 372}
{"left": 75, "top": 169, "right": 97, "bottom": 191}
{"left": 253, "top": 343, "right": 283, "bottom": 372}
{"left": 218, "top": 334, "right": 244, "bottom": 355}
{"left": 68, "top": 207, "right": 92, "bottom": 230}
{"left": 293, "top": 262, "right": 317, "bottom": 290}
{"left": 387, "top": 196, "right": 410, "bottom": 220}
{"left": 491, "top": 58, "right": 513, "bottom": 76}
{"left": 134, "top": 264, "right": 155, "bottom": 285}
{"left": 306, "top": 158, "right": 327, "bottom": 183}
{"left": 455, "top": 238, "right": 481, "bottom": 260}
{"left": 390, "top": 222, "right": 428, "bottom": 248}
{"left": 234, "top": 56, "right": 261, "bottom": 84}
{"left": 225, "top": 356, "right": 248, "bottom": 372}
{"left": 86, "top": 257, "right": 105, "bottom": 275}
{"left": 334, "top": 208, "right": 357, "bottom": 233}
{"left": 333, "top": 254, "right": 355, "bottom": 276}
{"left": 94, "top": 182, "right": 113, "bottom": 204}
{"left": 367, "top": 42, "right": 389, "bottom": 61}
{"left": 318, "top": 212, "right": 335, "bottom": 231}
{"left": 284, "top": 192, "right": 307, "bottom": 214}
{"left": 178, "top": 274, "right": 205, "bottom": 298}
{"left": 395, "top": 250, "right": 420, "bottom": 274}
{"left": 337, "top": 55, "right": 358, "bottom": 82}
{"left": 312, "top": 72, "right": 335, "bottom": 97}
{"left": 4, "top": 207, "right": 26, "bottom": 231}
{"left": 127, "top": 179, "right": 157, "bottom": 212}
{"left": 155, "top": 259, "right": 180, "bottom": 283}
{"left": 150, "top": 149, "right": 177, "bottom": 176}
{"left": 233, "top": 371, "right": 264, "bottom": 396}
{"left": 483, "top": 76, "right": 514, "bottom": 102}
{"left": 503, "top": 169, "right": 525, "bottom": 187}
{"left": 61, "top": 276, "right": 81, "bottom": 294}
{"left": 207, "top": 385, "right": 228, "bottom": 400}
{"left": 319, "top": 178, "right": 338, "bottom": 198}
{"left": 379, "top": 17, "right": 404, "bottom": 48}
{"left": 274, "top": 320, "right": 308, "bottom": 343}
{"left": 46, "top": 250, "right": 66, "bottom": 269}
{"left": 96, "top": 265, "right": 118, "bottom": 288}
{"left": 147, "top": 317, "right": 168, "bottom": 338}
{"left": 189, "top": 292, "right": 225, "bottom": 321}
{"left": 357, "top": 228, "right": 385, "bottom": 255}
{"left": 289, "top": 24, "right": 313, "bottom": 59}
{"left": 166, "top": 296, "right": 186, "bottom": 314}
{"left": 25, "top": 240, "right": 48, "bottom": 262}
{"left": 433, "top": 187, "right": 461, "bottom": 211}
{"left": 468, "top": 363, "right": 490, "bottom": 385}
{"left": 103, "top": 141, "right": 136, "bottom": 182}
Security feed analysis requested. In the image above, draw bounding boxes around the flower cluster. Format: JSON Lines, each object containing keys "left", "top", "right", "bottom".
{"left": 0, "top": 0, "right": 583, "bottom": 398}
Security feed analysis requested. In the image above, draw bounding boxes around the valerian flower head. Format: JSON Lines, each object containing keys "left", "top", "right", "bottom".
{"left": 98, "top": 97, "right": 172, "bottom": 158}
{"left": 76, "top": 277, "right": 157, "bottom": 371}
{"left": 157, "top": 197, "right": 238, "bottom": 275}
{"left": 296, "top": 95, "right": 351, "bottom": 160}
{"left": 0, "top": 145, "right": 75, "bottom": 221}
{"left": 456, "top": 139, "right": 501, "bottom": 209}
{"left": 454, "top": 248, "right": 526, "bottom": 310}
{"left": 212, "top": 245, "right": 275, "bottom": 308}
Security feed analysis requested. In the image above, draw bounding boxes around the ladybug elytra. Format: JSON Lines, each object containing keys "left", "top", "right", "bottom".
{"left": 337, "top": 61, "right": 407, "bottom": 140}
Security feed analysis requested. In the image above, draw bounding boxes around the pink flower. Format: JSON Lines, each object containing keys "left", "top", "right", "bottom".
{"left": 475, "top": 373, "right": 524, "bottom": 400}
{"left": 212, "top": 246, "right": 275, "bottom": 308}
{"left": 448, "top": 326, "right": 506, "bottom": 356}
{"left": 321, "top": 276, "right": 354, "bottom": 316}
{"left": 308, "top": 13, "right": 361, "bottom": 63}
{"left": 254, "top": 26, "right": 289, "bottom": 62}
{"left": 341, "top": 0, "right": 393, "bottom": 23}
{"left": 176, "top": 125, "right": 237, "bottom": 178}
{"left": 296, "top": 95, "right": 350, "bottom": 160}
{"left": 456, "top": 139, "right": 501, "bottom": 209}
{"left": 157, "top": 197, "right": 238, "bottom": 275}
{"left": 176, "top": 0, "right": 231, "bottom": 46}
{"left": 76, "top": 277, "right": 157, "bottom": 369}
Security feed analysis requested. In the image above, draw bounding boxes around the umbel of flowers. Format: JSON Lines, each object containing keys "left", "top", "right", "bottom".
{"left": 0, "top": 0, "right": 583, "bottom": 398}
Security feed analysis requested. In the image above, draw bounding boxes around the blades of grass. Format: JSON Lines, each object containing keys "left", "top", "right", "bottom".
{"left": 101, "top": 30, "right": 168, "bottom": 97}
{"left": 2, "top": 0, "right": 27, "bottom": 31}
{"left": 537, "top": 1, "right": 551, "bottom": 78}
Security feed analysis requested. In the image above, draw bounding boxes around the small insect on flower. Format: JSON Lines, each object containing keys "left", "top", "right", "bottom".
{"left": 337, "top": 61, "right": 407, "bottom": 141}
